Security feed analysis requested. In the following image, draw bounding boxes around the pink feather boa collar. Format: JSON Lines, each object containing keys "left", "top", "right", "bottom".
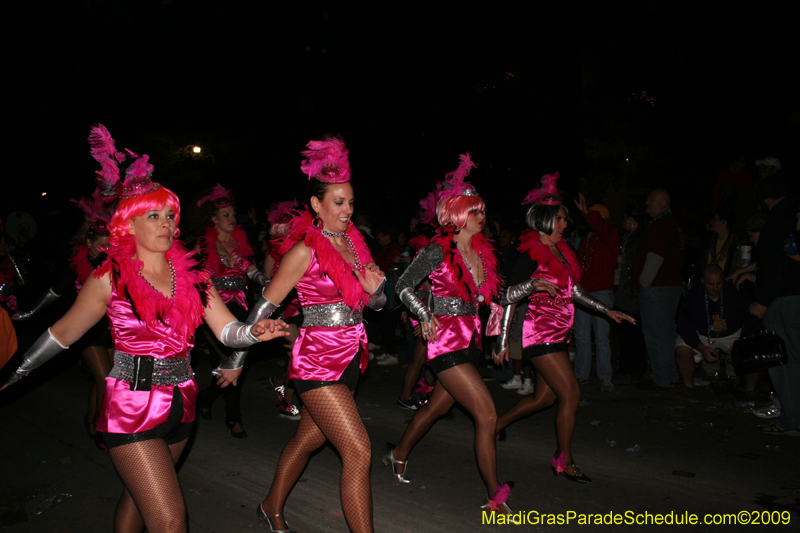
{"left": 199, "top": 225, "right": 253, "bottom": 274}
{"left": 518, "top": 230, "right": 582, "bottom": 285}
{"left": 431, "top": 226, "right": 501, "bottom": 303}
{"left": 69, "top": 244, "right": 95, "bottom": 286}
{"left": 95, "top": 235, "right": 211, "bottom": 340}
{"left": 278, "top": 211, "right": 373, "bottom": 309}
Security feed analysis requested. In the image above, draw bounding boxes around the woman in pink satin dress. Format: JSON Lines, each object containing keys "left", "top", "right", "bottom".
{"left": 219, "top": 137, "right": 385, "bottom": 533}
{"left": 2, "top": 125, "right": 288, "bottom": 532}
{"left": 383, "top": 154, "right": 512, "bottom": 513}
{"left": 493, "top": 173, "right": 634, "bottom": 484}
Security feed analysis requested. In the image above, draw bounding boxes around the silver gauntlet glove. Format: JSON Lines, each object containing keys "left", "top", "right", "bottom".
{"left": 217, "top": 297, "right": 278, "bottom": 370}
{"left": 572, "top": 285, "right": 610, "bottom": 315}
{"left": 5, "top": 328, "right": 69, "bottom": 386}
{"left": 220, "top": 321, "right": 260, "bottom": 349}
{"left": 399, "top": 287, "right": 432, "bottom": 323}
{"left": 14, "top": 288, "right": 61, "bottom": 321}
{"left": 247, "top": 269, "right": 270, "bottom": 288}
{"left": 492, "top": 303, "right": 517, "bottom": 357}
{"left": 367, "top": 279, "right": 387, "bottom": 311}
{"left": 504, "top": 279, "right": 536, "bottom": 304}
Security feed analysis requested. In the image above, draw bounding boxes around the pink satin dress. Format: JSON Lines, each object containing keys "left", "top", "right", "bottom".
{"left": 521, "top": 254, "right": 578, "bottom": 349}
{"left": 97, "top": 285, "right": 198, "bottom": 434}
{"left": 425, "top": 260, "right": 483, "bottom": 361}
{"left": 288, "top": 249, "right": 368, "bottom": 381}
{"left": 203, "top": 232, "right": 250, "bottom": 311}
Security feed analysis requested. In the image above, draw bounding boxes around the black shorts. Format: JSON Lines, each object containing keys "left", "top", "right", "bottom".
{"left": 102, "top": 386, "right": 193, "bottom": 449}
{"left": 429, "top": 343, "right": 481, "bottom": 374}
{"left": 522, "top": 342, "right": 569, "bottom": 361}
{"left": 294, "top": 350, "right": 362, "bottom": 396}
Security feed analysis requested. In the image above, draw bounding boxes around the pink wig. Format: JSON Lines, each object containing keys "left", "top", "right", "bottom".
{"left": 436, "top": 194, "right": 486, "bottom": 229}
{"left": 108, "top": 187, "right": 181, "bottom": 243}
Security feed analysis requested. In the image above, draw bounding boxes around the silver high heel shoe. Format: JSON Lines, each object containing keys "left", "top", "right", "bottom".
{"left": 256, "top": 502, "right": 293, "bottom": 533}
{"left": 381, "top": 448, "right": 410, "bottom": 483}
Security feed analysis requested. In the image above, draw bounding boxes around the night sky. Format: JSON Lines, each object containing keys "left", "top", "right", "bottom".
{"left": 5, "top": 1, "right": 797, "bottom": 239}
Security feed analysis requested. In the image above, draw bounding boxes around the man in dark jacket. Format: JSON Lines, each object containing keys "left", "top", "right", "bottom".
{"left": 750, "top": 177, "right": 800, "bottom": 435}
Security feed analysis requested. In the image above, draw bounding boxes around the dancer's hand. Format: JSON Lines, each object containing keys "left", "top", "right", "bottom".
{"left": 420, "top": 316, "right": 441, "bottom": 343}
{"left": 608, "top": 311, "right": 636, "bottom": 324}
{"left": 251, "top": 319, "right": 291, "bottom": 342}
{"left": 354, "top": 262, "right": 385, "bottom": 295}
{"left": 533, "top": 279, "right": 559, "bottom": 298}
{"left": 492, "top": 346, "right": 510, "bottom": 364}
{"left": 215, "top": 367, "right": 242, "bottom": 388}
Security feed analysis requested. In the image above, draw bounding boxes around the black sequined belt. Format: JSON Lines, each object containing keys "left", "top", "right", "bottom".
{"left": 432, "top": 296, "right": 478, "bottom": 316}
{"left": 211, "top": 277, "right": 247, "bottom": 291}
{"left": 109, "top": 351, "right": 193, "bottom": 390}
{"left": 302, "top": 303, "right": 363, "bottom": 327}
{"left": 0, "top": 284, "right": 14, "bottom": 295}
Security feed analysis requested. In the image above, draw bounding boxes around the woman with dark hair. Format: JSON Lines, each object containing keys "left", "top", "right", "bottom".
{"left": 382, "top": 154, "right": 511, "bottom": 512}
{"left": 2, "top": 125, "right": 288, "bottom": 532}
{"left": 14, "top": 191, "right": 114, "bottom": 445}
{"left": 615, "top": 202, "right": 647, "bottom": 377}
{"left": 493, "top": 173, "right": 634, "bottom": 484}
{"left": 218, "top": 137, "right": 385, "bottom": 533}
{"left": 193, "top": 183, "right": 268, "bottom": 438}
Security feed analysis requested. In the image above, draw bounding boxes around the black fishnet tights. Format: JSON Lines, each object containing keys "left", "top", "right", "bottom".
{"left": 261, "top": 385, "right": 373, "bottom": 533}
{"left": 495, "top": 351, "right": 580, "bottom": 464}
{"left": 393, "top": 363, "right": 500, "bottom": 497}
{"left": 108, "top": 438, "right": 188, "bottom": 533}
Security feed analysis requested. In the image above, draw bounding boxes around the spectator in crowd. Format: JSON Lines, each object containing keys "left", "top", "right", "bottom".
{"left": 675, "top": 264, "right": 756, "bottom": 393}
{"left": 749, "top": 177, "right": 800, "bottom": 435}
{"left": 711, "top": 156, "right": 751, "bottom": 211}
{"left": 615, "top": 202, "right": 647, "bottom": 378}
{"left": 734, "top": 156, "right": 781, "bottom": 236}
{"left": 634, "top": 189, "right": 685, "bottom": 389}
{"left": 572, "top": 195, "right": 620, "bottom": 392}
{"left": 373, "top": 226, "right": 404, "bottom": 366}
{"left": 702, "top": 208, "right": 739, "bottom": 279}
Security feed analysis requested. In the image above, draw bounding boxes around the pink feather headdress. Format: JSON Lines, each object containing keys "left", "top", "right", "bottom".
{"left": 300, "top": 137, "right": 351, "bottom": 183}
{"left": 267, "top": 199, "right": 300, "bottom": 226}
{"left": 196, "top": 183, "right": 232, "bottom": 208}
{"left": 522, "top": 172, "right": 562, "bottom": 205}
{"left": 437, "top": 153, "right": 479, "bottom": 203}
{"left": 119, "top": 151, "right": 159, "bottom": 199}
{"left": 418, "top": 189, "right": 441, "bottom": 226}
{"left": 72, "top": 187, "right": 111, "bottom": 235}
{"left": 88, "top": 124, "right": 126, "bottom": 197}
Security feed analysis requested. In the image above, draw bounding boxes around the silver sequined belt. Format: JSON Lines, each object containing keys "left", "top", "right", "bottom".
{"left": 0, "top": 284, "right": 14, "bottom": 295}
{"left": 109, "top": 351, "right": 193, "bottom": 386}
{"left": 531, "top": 296, "right": 572, "bottom": 307}
{"left": 212, "top": 277, "right": 247, "bottom": 291}
{"left": 302, "top": 303, "right": 363, "bottom": 327}
{"left": 432, "top": 296, "right": 478, "bottom": 316}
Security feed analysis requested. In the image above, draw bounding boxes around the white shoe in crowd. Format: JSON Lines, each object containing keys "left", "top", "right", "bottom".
{"left": 377, "top": 354, "right": 399, "bottom": 366}
{"left": 600, "top": 380, "right": 615, "bottom": 393}
{"left": 693, "top": 377, "right": 711, "bottom": 387}
{"left": 501, "top": 375, "right": 522, "bottom": 390}
{"left": 517, "top": 379, "right": 534, "bottom": 395}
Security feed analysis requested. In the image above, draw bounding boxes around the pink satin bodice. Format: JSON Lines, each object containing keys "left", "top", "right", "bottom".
{"left": 521, "top": 259, "right": 577, "bottom": 348}
{"left": 208, "top": 249, "right": 249, "bottom": 311}
{"left": 425, "top": 255, "right": 482, "bottom": 361}
{"left": 97, "top": 281, "right": 198, "bottom": 434}
{"left": 288, "top": 249, "right": 368, "bottom": 381}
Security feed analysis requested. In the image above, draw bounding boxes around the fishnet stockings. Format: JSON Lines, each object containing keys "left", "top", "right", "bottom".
{"left": 109, "top": 438, "right": 188, "bottom": 533}
{"left": 393, "top": 363, "right": 500, "bottom": 496}
{"left": 495, "top": 351, "right": 580, "bottom": 463}
{"left": 262, "top": 385, "right": 373, "bottom": 533}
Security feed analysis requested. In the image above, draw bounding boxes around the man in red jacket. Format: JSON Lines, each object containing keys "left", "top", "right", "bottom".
{"left": 573, "top": 195, "right": 621, "bottom": 392}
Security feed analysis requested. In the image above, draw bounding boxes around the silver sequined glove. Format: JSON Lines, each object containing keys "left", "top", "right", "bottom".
{"left": 572, "top": 285, "right": 610, "bottom": 315}
{"left": 4, "top": 328, "right": 69, "bottom": 386}
{"left": 492, "top": 303, "right": 517, "bottom": 357}
{"left": 14, "top": 288, "right": 61, "bottom": 321}
{"left": 217, "top": 297, "right": 278, "bottom": 370}
{"left": 367, "top": 279, "right": 387, "bottom": 311}
{"left": 399, "top": 287, "right": 432, "bottom": 323}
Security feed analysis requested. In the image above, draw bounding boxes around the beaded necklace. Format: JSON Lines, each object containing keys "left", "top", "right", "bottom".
{"left": 704, "top": 291, "right": 723, "bottom": 345}
{"left": 138, "top": 258, "right": 176, "bottom": 299}
{"left": 322, "top": 228, "right": 362, "bottom": 269}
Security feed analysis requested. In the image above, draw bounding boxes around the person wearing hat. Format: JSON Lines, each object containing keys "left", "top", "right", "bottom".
{"left": 572, "top": 194, "right": 621, "bottom": 392}
{"left": 756, "top": 156, "right": 781, "bottom": 180}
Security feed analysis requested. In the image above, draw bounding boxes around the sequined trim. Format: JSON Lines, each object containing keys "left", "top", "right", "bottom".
{"left": 211, "top": 277, "right": 247, "bottom": 291}
{"left": 531, "top": 296, "right": 573, "bottom": 307}
{"left": 0, "top": 284, "right": 13, "bottom": 295}
{"left": 109, "top": 351, "right": 193, "bottom": 386}
{"left": 302, "top": 303, "right": 363, "bottom": 327}
{"left": 432, "top": 296, "right": 478, "bottom": 316}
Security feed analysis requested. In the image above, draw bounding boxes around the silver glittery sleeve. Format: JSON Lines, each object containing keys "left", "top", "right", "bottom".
{"left": 399, "top": 287, "right": 433, "bottom": 323}
{"left": 367, "top": 279, "right": 387, "bottom": 311}
{"left": 492, "top": 303, "right": 517, "bottom": 357}
{"left": 8, "top": 252, "right": 28, "bottom": 286}
{"left": 247, "top": 269, "right": 270, "bottom": 288}
{"left": 220, "top": 321, "right": 259, "bottom": 349}
{"left": 396, "top": 244, "right": 444, "bottom": 295}
{"left": 501, "top": 279, "right": 535, "bottom": 305}
{"left": 14, "top": 288, "right": 61, "bottom": 321}
{"left": 4, "top": 328, "right": 68, "bottom": 386}
{"left": 572, "top": 284, "right": 610, "bottom": 315}
{"left": 217, "top": 297, "right": 278, "bottom": 370}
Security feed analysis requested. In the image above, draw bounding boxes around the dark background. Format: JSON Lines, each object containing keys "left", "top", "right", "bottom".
{"left": 4, "top": 1, "right": 797, "bottom": 250}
